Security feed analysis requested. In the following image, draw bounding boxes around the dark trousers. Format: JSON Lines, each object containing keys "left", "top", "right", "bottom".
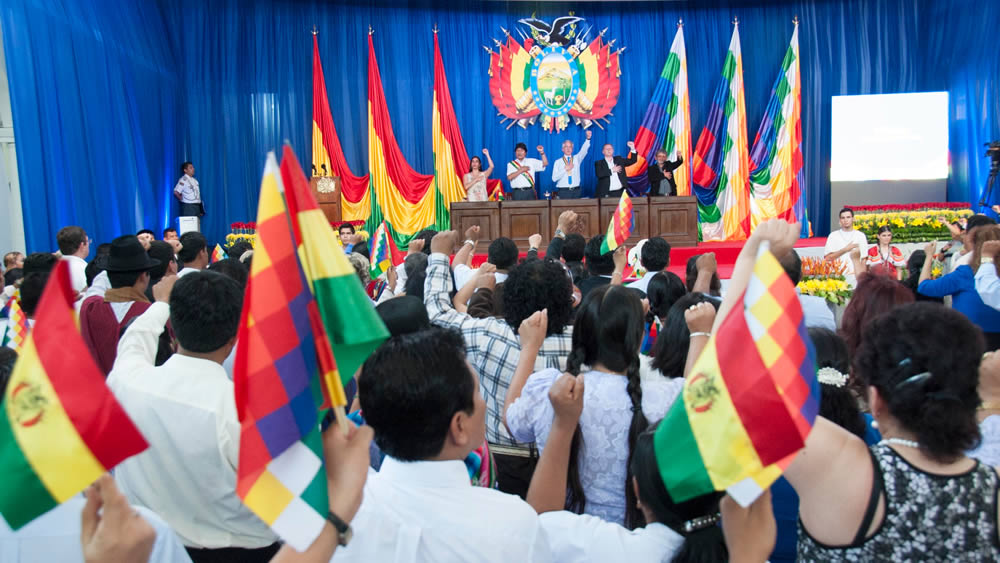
{"left": 180, "top": 202, "right": 205, "bottom": 217}
{"left": 511, "top": 188, "right": 536, "bottom": 201}
{"left": 493, "top": 451, "right": 539, "bottom": 500}
{"left": 557, "top": 187, "right": 581, "bottom": 199}
{"left": 186, "top": 543, "right": 281, "bottom": 563}
{"left": 603, "top": 189, "right": 623, "bottom": 200}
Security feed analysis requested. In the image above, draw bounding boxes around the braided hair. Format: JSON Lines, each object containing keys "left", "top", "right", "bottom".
{"left": 564, "top": 284, "right": 648, "bottom": 529}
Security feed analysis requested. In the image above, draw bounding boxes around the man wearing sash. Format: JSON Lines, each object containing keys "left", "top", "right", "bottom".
{"left": 550, "top": 130, "right": 592, "bottom": 199}
{"left": 505, "top": 143, "right": 548, "bottom": 200}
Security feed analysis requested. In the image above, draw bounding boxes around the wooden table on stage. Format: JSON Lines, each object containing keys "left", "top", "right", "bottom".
{"left": 550, "top": 198, "right": 599, "bottom": 238}
{"left": 501, "top": 201, "right": 551, "bottom": 253}
{"left": 449, "top": 196, "right": 699, "bottom": 252}
{"left": 649, "top": 196, "right": 699, "bottom": 247}
{"left": 310, "top": 176, "right": 342, "bottom": 224}
{"left": 599, "top": 196, "right": 648, "bottom": 247}
{"left": 449, "top": 201, "right": 500, "bottom": 255}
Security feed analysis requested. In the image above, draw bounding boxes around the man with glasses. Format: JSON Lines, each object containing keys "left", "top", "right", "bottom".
{"left": 57, "top": 225, "right": 91, "bottom": 293}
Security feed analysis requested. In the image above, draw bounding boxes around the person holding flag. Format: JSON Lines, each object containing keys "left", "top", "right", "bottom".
{"left": 506, "top": 143, "right": 548, "bottom": 200}
{"left": 551, "top": 130, "right": 592, "bottom": 199}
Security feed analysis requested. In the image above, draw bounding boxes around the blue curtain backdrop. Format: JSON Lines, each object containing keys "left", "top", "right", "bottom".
{"left": 1, "top": 0, "right": 180, "bottom": 253}
{"left": 4, "top": 0, "right": 1000, "bottom": 249}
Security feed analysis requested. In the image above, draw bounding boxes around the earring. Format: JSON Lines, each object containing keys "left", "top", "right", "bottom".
{"left": 870, "top": 419, "right": 879, "bottom": 430}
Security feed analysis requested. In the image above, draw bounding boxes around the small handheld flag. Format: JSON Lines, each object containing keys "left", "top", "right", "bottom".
{"left": 1, "top": 295, "right": 28, "bottom": 351}
{"left": 600, "top": 192, "right": 634, "bottom": 254}
{"left": 0, "top": 261, "right": 148, "bottom": 529}
{"left": 211, "top": 244, "right": 227, "bottom": 263}
{"left": 370, "top": 221, "right": 393, "bottom": 279}
{"left": 653, "top": 243, "right": 818, "bottom": 506}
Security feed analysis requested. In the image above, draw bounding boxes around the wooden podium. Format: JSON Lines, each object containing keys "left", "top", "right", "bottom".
{"left": 550, "top": 198, "right": 599, "bottom": 238}
{"left": 599, "top": 197, "right": 648, "bottom": 247}
{"left": 501, "top": 201, "right": 551, "bottom": 252}
{"left": 648, "top": 196, "right": 698, "bottom": 247}
{"left": 450, "top": 201, "right": 500, "bottom": 255}
{"left": 309, "top": 176, "right": 342, "bottom": 225}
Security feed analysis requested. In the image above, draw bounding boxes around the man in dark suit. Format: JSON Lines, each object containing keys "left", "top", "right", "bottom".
{"left": 646, "top": 150, "right": 684, "bottom": 196}
{"left": 594, "top": 141, "right": 637, "bottom": 198}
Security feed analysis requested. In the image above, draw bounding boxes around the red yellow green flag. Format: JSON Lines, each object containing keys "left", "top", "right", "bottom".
{"left": 0, "top": 261, "right": 147, "bottom": 529}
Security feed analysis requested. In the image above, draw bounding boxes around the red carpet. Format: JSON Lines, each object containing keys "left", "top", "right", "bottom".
{"left": 466, "top": 237, "right": 828, "bottom": 281}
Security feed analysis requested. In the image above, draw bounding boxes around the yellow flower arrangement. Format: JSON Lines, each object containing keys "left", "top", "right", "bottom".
{"left": 797, "top": 277, "right": 852, "bottom": 306}
{"left": 852, "top": 207, "right": 973, "bottom": 243}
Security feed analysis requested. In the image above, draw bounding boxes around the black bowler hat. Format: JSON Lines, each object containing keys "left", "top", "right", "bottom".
{"left": 100, "top": 235, "right": 161, "bottom": 272}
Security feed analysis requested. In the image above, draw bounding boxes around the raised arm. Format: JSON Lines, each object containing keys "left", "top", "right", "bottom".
{"left": 610, "top": 246, "right": 627, "bottom": 285}
{"left": 537, "top": 145, "right": 548, "bottom": 170}
{"left": 482, "top": 148, "right": 494, "bottom": 177}
{"left": 453, "top": 226, "right": 481, "bottom": 270}
{"left": 112, "top": 277, "right": 176, "bottom": 376}
{"left": 683, "top": 302, "right": 716, "bottom": 378}
{"left": 692, "top": 253, "right": 717, "bottom": 294}
{"left": 623, "top": 141, "right": 637, "bottom": 166}
{"left": 503, "top": 309, "right": 547, "bottom": 436}
{"left": 976, "top": 240, "right": 1000, "bottom": 310}
{"left": 525, "top": 372, "right": 585, "bottom": 514}
{"left": 453, "top": 263, "right": 495, "bottom": 313}
{"left": 918, "top": 241, "right": 937, "bottom": 285}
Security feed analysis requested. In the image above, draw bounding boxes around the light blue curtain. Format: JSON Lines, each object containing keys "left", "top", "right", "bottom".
{"left": 4, "top": 0, "right": 1000, "bottom": 248}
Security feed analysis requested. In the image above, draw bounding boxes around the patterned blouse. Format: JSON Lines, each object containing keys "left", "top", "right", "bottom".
{"left": 464, "top": 172, "right": 489, "bottom": 202}
{"left": 867, "top": 245, "right": 906, "bottom": 277}
{"left": 506, "top": 368, "right": 683, "bottom": 525}
{"left": 798, "top": 443, "right": 1000, "bottom": 561}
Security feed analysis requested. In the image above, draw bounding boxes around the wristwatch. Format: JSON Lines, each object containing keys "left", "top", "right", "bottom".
{"left": 463, "top": 239, "right": 476, "bottom": 248}
{"left": 554, "top": 228, "right": 566, "bottom": 239}
{"left": 326, "top": 510, "right": 353, "bottom": 546}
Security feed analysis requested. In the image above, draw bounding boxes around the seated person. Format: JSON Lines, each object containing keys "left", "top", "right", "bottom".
{"left": 334, "top": 327, "right": 551, "bottom": 561}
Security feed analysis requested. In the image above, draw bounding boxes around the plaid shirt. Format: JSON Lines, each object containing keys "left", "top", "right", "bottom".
{"left": 424, "top": 254, "right": 573, "bottom": 448}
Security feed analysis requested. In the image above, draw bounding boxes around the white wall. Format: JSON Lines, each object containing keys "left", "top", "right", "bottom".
{"left": 0, "top": 28, "right": 25, "bottom": 257}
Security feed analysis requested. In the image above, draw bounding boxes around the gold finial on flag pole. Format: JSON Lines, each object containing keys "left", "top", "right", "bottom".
{"left": 733, "top": 16, "right": 740, "bottom": 26}
{"left": 312, "top": 25, "right": 318, "bottom": 36}
{"left": 678, "top": 18, "right": 684, "bottom": 27}
{"left": 433, "top": 23, "right": 438, "bottom": 34}
{"left": 793, "top": 15, "right": 800, "bottom": 25}
{"left": 368, "top": 25, "right": 374, "bottom": 36}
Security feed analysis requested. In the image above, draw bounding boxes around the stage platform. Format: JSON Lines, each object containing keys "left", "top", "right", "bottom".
{"left": 467, "top": 237, "right": 829, "bottom": 281}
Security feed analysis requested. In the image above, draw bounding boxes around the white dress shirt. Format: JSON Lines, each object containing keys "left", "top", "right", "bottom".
{"left": 797, "top": 291, "right": 837, "bottom": 331}
{"left": 975, "top": 264, "right": 1000, "bottom": 311}
{"left": 174, "top": 174, "right": 201, "bottom": 203}
{"left": 332, "top": 457, "right": 552, "bottom": 562}
{"left": 823, "top": 229, "right": 868, "bottom": 277}
{"left": 0, "top": 497, "right": 192, "bottom": 562}
{"left": 63, "top": 255, "right": 88, "bottom": 293}
{"left": 552, "top": 140, "right": 591, "bottom": 188}
{"left": 539, "top": 512, "right": 684, "bottom": 562}
{"left": 176, "top": 267, "right": 200, "bottom": 277}
{"left": 107, "top": 302, "right": 276, "bottom": 549}
{"left": 507, "top": 158, "right": 545, "bottom": 190}
{"left": 453, "top": 263, "right": 508, "bottom": 293}
{"left": 604, "top": 157, "right": 623, "bottom": 192}
{"left": 626, "top": 271, "right": 660, "bottom": 293}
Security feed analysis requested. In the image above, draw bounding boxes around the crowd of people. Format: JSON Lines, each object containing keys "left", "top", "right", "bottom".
{"left": 1, "top": 208, "right": 1000, "bottom": 562}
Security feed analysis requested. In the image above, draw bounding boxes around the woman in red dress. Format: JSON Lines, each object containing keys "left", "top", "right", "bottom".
{"left": 866, "top": 225, "right": 906, "bottom": 278}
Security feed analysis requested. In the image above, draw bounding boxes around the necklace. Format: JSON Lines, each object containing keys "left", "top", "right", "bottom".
{"left": 979, "top": 401, "right": 1000, "bottom": 411}
{"left": 880, "top": 438, "right": 920, "bottom": 449}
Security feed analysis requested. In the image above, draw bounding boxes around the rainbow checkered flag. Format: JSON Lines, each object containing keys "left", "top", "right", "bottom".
{"left": 234, "top": 153, "right": 329, "bottom": 551}
{"left": 211, "top": 244, "right": 226, "bottom": 263}
{"left": 1, "top": 294, "right": 29, "bottom": 350}
{"left": 369, "top": 221, "right": 392, "bottom": 279}
{"left": 654, "top": 242, "right": 819, "bottom": 506}
{"left": 600, "top": 192, "right": 634, "bottom": 253}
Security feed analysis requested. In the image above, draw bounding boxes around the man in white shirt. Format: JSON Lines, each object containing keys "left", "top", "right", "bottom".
{"left": 108, "top": 271, "right": 279, "bottom": 561}
{"left": 823, "top": 207, "right": 869, "bottom": 284}
{"left": 551, "top": 131, "right": 592, "bottom": 199}
{"left": 780, "top": 251, "right": 837, "bottom": 331}
{"left": 975, "top": 239, "right": 1000, "bottom": 310}
{"left": 594, "top": 142, "right": 637, "bottom": 198}
{"left": 628, "top": 237, "right": 671, "bottom": 294}
{"left": 174, "top": 162, "right": 204, "bottom": 218}
{"left": 176, "top": 231, "right": 209, "bottom": 277}
{"left": 334, "top": 327, "right": 552, "bottom": 562}
{"left": 57, "top": 225, "right": 91, "bottom": 293}
{"left": 506, "top": 143, "right": 548, "bottom": 201}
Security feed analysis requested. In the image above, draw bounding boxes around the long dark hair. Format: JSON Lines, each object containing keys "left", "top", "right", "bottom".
{"left": 631, "top": 426, "right": 727, "bottom": 562}
{"left": 564, "top": 284, "right": 647, "bottom": 528}
{"left": 469, "top": 156, "right": 482, "bottom": 173}
{"left": 809, "top": 327, "right": 866, "bottom": 438}
{"left": 650, "top": 293, "right": 720, "bottom": 379}
{"left": 646, "top": 271, "right": 687, "bottom": 324}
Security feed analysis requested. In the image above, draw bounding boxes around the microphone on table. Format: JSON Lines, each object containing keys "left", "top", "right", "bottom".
{"left": 311, "top": 165, "right": 317, "bottom": 176}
